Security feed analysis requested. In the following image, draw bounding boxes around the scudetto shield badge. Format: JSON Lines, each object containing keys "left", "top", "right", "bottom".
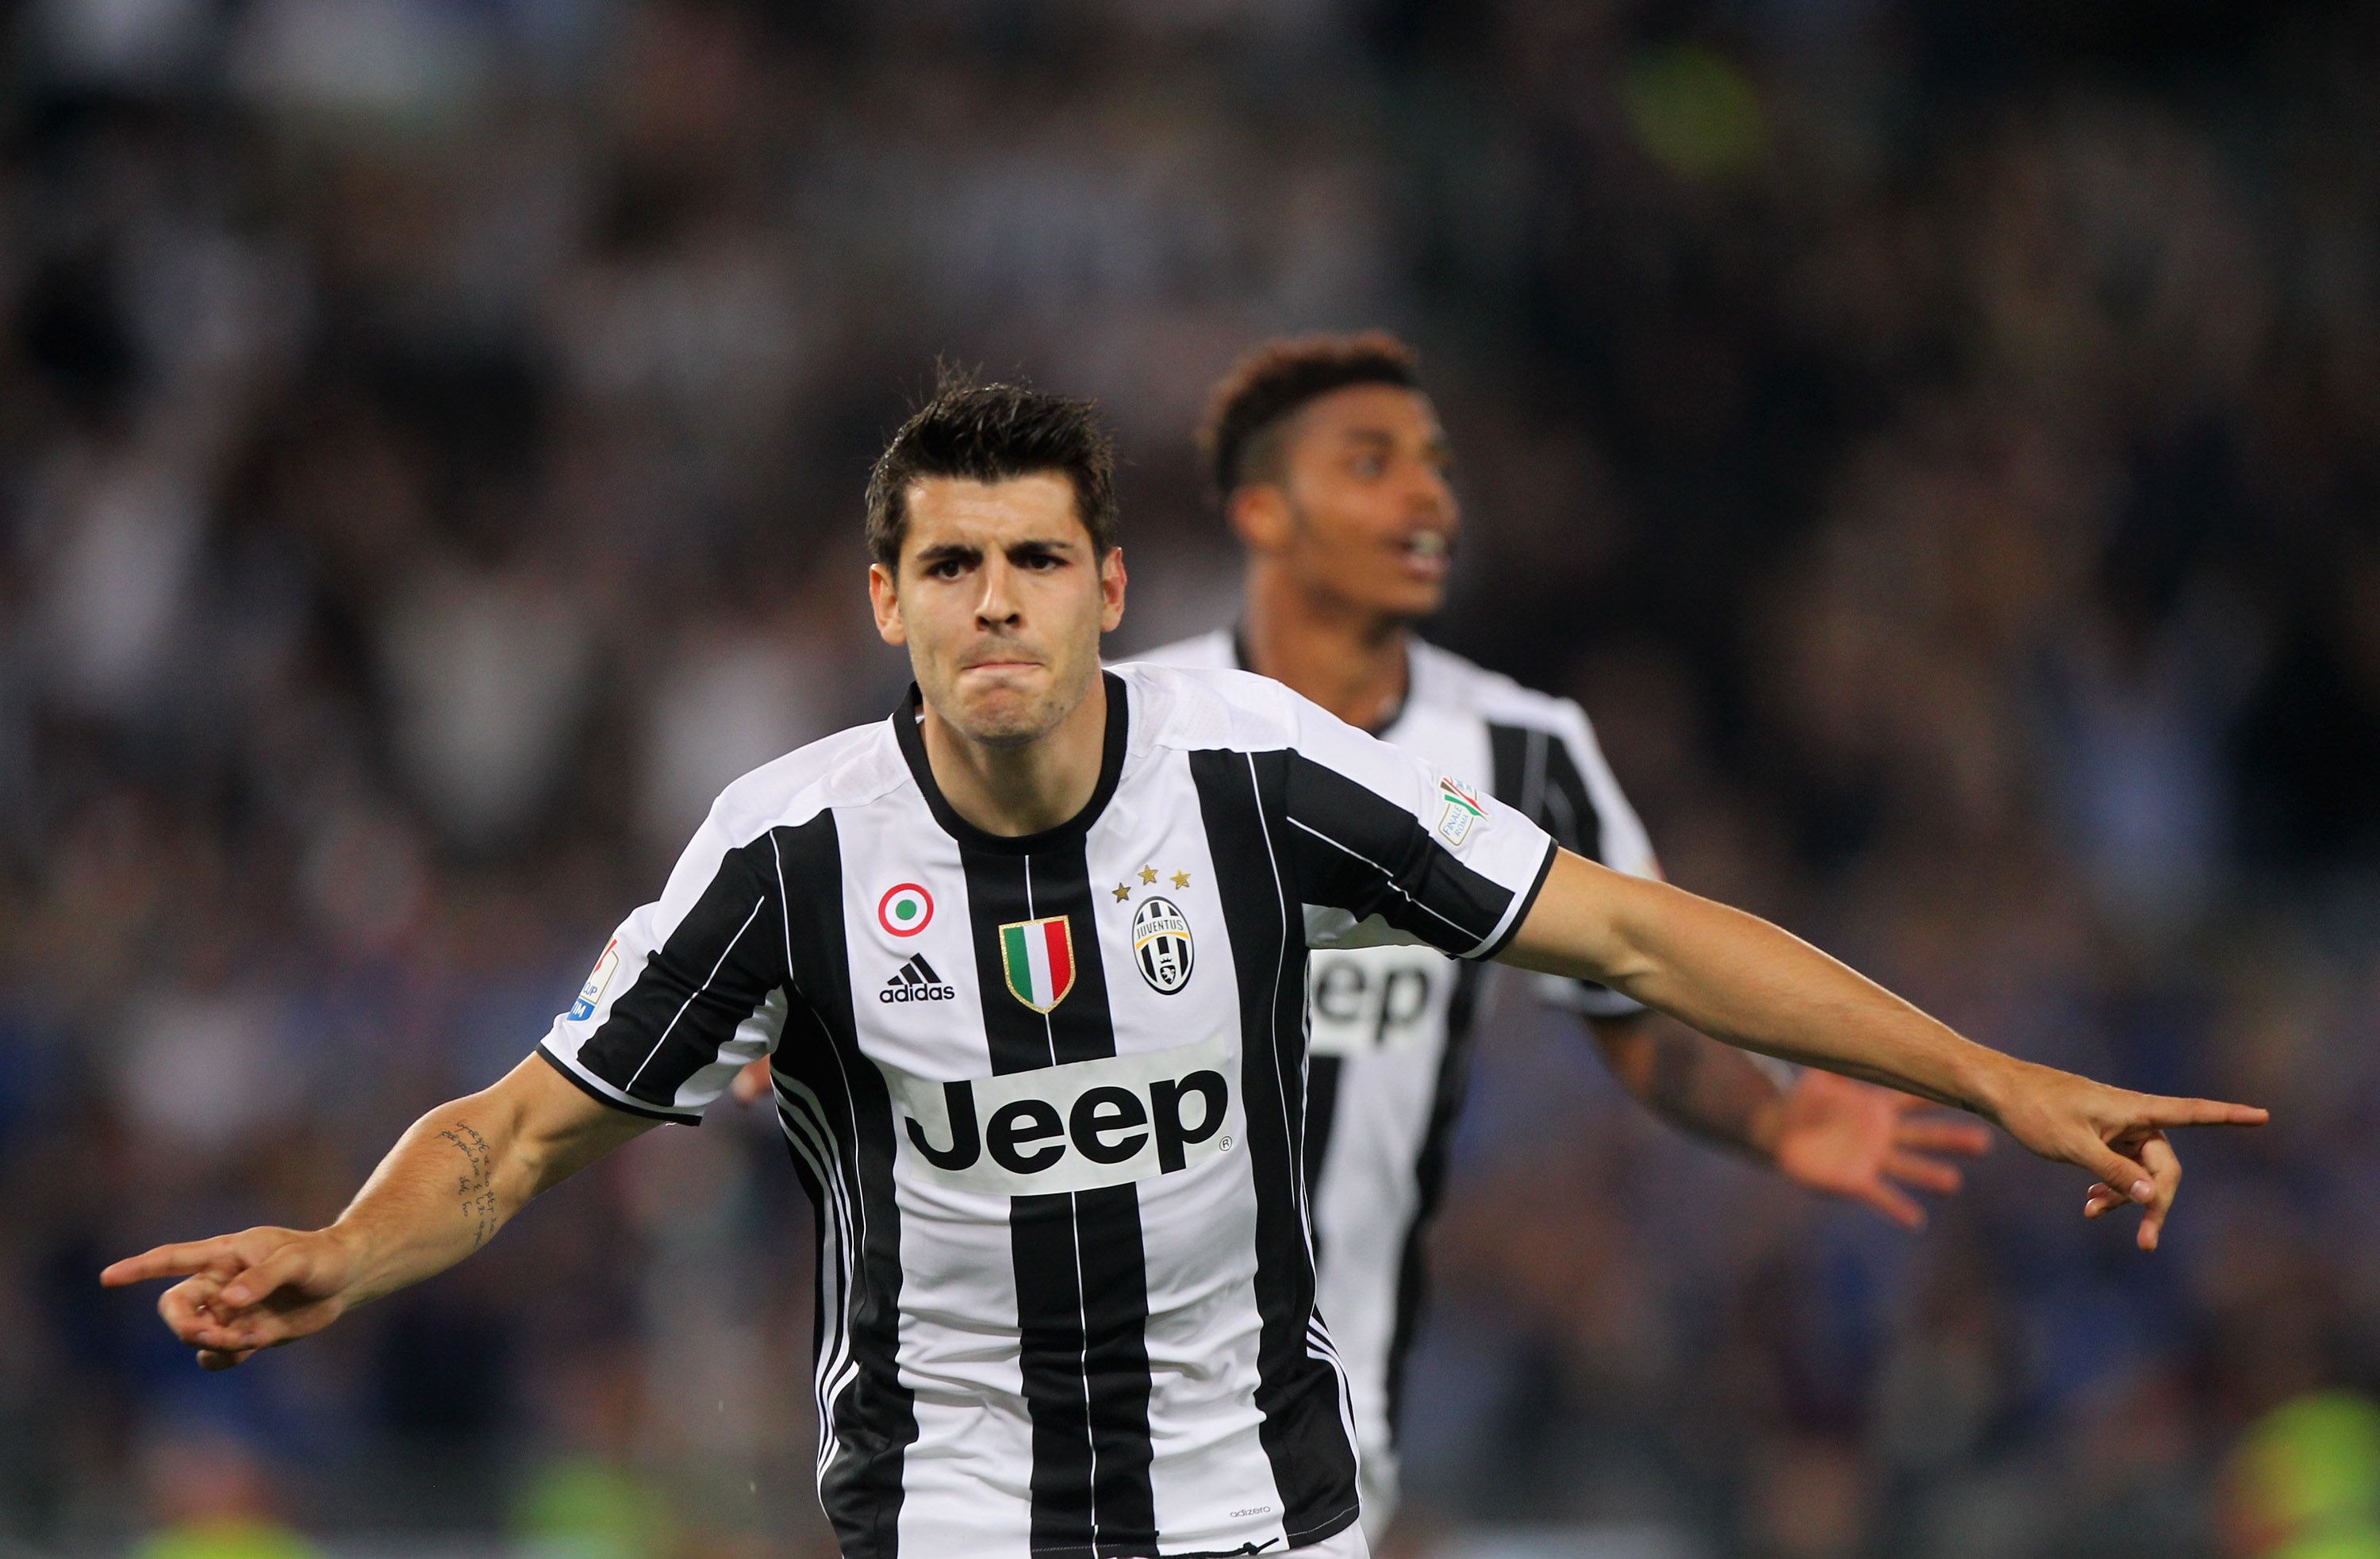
{"left": 999, "top": 915, "right": 1077, "bottom": 1012}
{"left": 1130, "top": 896, "right": 1195, "bottom": 995}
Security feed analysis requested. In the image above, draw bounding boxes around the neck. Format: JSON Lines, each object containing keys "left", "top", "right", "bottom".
{"left": 1241, "top": 559, "right": 1411, "bottom": 732}
{"left": 919, "top": 675, "right": 1110, "bottom": 837}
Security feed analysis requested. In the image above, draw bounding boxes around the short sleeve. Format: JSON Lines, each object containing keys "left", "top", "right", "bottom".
{"left": 539, "top": 809, "right": 791, "bottom": 1123}
{"left": 1276, "top": 695, "right": 1558, "bottom": 961}
{"left": 1518, "top": 702, "right": 1656, "bottom": 1019}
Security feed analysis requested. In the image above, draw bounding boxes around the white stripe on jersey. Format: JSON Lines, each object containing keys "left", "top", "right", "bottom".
{"left": 1127, "top": 631, "right": 1660, "bottom": 1537}
{"left": 538, "top": 664, "right": 1558, "bottom": 1558}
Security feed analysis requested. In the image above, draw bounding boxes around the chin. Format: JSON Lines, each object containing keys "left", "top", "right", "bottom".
{"left": 947, "top": 689, "right": 1060, "bottom": 747}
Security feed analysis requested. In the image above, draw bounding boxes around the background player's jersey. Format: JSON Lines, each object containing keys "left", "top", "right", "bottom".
{"left": 1137, "top": 632, "right": 1657, "bottom": 1526}
{"left": 540, "top": 663, "right": 1557, "bottom": 1559}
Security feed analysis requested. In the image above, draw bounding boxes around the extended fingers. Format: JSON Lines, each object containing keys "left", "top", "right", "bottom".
{"left": 1893, "top": 1117, "right": 1992, "bottom": 1158}
{"left": 1882, "top": 1150, "right": 1966, "bottom": 1196}
{"left": 1850, "top": 1177, "right": 1928, "bottom": 1231}
{"left": 2132, "top": 1096, "right": 2269, "bottom": 1130}
{"left": 101, "top": 1239, "right": 246, "bottom": 1288}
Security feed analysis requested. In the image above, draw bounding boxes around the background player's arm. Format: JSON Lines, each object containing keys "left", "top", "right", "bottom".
{"left": 1498, "top": 849, "right": 2266, "bottom": 1247}
{"left": 102, "top": 1054, "right": 653, "bottom": 1369}
{"left": 1587, "top": 1011, "right": 1990, "bottom": 1227}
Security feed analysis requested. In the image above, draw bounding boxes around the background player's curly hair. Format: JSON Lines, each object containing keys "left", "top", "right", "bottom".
{"left": 1196, "top": 332, "right": 1422, "bottom": 505}
{"left": 866, "top": 367, "right": 1121, "bottom": 569}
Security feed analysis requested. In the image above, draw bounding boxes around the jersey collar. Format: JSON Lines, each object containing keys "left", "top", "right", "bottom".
{"left": 893, "top": 670, "right": 1131, "bottom": 855}
{"left": 1230, "top": 624, "right": 1411, "bottom": 739}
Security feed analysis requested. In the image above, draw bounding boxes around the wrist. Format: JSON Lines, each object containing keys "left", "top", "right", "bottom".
{"left": 1951, "top": 1043, "right": 2025, "bottom": 1127}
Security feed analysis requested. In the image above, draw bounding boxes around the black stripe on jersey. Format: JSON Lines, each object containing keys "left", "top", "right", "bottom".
{"left": 1280, "top": 754, "right": 1519, "bottom": 958}
{"left": 568, "top": 840, "right": 788, "bottom": 1117}
{"left": 960, "top": 841, "right": 1159, "bottom": 1559}
{"left": 1188, "top": 747, "right": 1362, "bottom": 1548}
{"left": 1489, "top": 720, "right": 1624, "bottom": 1002}
{"left": 1302, "top": 1054, "right": 1345, "bottom": 1217}
{"left": 766, "top": 812, "right": 919, "bottom": 1559}
{"left": 1488, "top": 720, "right": 1605, "bottom": 865}
{"left": 1384, "top": 958, "right": 1485, "bottom": 1441}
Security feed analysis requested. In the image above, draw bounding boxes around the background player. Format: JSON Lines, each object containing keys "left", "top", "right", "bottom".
{"left": 106, "top": 378, "right": 2263, "bottom": 1558}
{"left": 1138, "top": 332, "right": 1992, "bottom": 1536}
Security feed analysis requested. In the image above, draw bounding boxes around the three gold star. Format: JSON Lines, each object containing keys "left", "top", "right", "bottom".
{"left": 1172, "top": 870, "right": 1191, "bottom": 889}
{"left": 1112, "top": 883, "right": 1132, "bottom": 902}
{"left": 1138, "top": 865, "right": 1157, "bottom": 885}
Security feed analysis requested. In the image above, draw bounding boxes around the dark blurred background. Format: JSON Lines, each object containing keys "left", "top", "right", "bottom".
{"left": 3, "top": 1, "right": 2378, "bottom": 1556}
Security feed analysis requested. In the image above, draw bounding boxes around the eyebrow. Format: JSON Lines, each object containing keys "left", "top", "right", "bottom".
{"left": 910, "top": 536, "right": 1082, "bottom": 566}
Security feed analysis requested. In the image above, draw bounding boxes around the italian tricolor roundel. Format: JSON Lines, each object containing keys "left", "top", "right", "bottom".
{"left": 999, "top": 916, "right": 1076, "bottom": 1013}
{"left": 879, "top": 884, "right": 932, "bottom": 937}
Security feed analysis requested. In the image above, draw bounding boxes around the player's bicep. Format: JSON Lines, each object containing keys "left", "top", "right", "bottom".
{"left": 502, "top": 1051, "right": 662, "bottom": 1179}
{"left": 1494, "top": 849, "right": 1656, "bottom": 985}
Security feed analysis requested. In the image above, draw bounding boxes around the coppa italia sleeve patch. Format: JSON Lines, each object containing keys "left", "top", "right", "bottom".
{"left": 570, "top": 939, "right": 620, "bottom": 1021}
{"left": 1434, "top": 777, "right": 1486, "bottom": 849}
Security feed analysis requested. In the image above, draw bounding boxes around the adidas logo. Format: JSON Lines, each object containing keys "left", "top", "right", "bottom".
{"left": 880, "top": 954, "right": 958, "bottom": 1004}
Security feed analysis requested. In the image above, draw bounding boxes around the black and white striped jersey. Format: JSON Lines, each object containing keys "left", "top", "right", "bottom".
{"left": 539, "top": 662, "right": 1558, "bottom": 1558}
{"left": 1135, "top": 632, "right": 1656, "bottom": 1527}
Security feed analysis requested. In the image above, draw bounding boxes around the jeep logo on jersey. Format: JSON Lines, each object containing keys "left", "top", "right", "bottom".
{"left": 1307, "top": 945, "right": 1453, "bottom": 1058}
{"left": 999, "top": 916, "right": 1076, "bottom": 1012}
{"left": 1130, "top": 896, "right": 1194, "bottom": 994}
{"left": 880, "top": 954, "right": 956, "bottom": 1004}
{"left": 569, "top": 940, "right": 619, "bottom": 1022}
{"left": 885, "top": 1034, "right": 1239, "bottom": 1196}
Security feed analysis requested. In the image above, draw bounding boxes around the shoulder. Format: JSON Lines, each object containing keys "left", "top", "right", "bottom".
{"left": 705, "top": 718, "right": 908, "bottom": 846}
{"left": 1408, "top": 639, "right": 1592, "bottom": 740}
{"left": 1123, "top": 628, "right": 1235, "bottom": 670}
{"left": 1111, "top": 660, "right": 1307, "bottom": 755}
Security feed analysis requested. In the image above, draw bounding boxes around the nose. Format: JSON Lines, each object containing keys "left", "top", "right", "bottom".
{"left": 975, "top": 554, "right": 1023, "bottom": 628}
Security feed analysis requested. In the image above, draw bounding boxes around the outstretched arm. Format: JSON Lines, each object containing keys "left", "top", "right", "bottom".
{"left": 1587, "top": 1010, "right": 1990, "bottom": 1228}
{"left": 102, "top": 1054, "right": 654, "bottom": 1369}
{"left": 1501, "top": 850, "right": 2266, "bottom": 1248}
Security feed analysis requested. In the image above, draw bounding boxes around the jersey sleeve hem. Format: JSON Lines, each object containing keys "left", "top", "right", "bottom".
{"left": 537, "top": 1042, "right": 704, "bottom": 1125}
{"left": 1468, "top": 835, "right": 1559, "bottom": 962}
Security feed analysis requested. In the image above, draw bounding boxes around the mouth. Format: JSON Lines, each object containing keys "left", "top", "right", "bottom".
{"left": 1400, "top": 529, "right": 1453, "bottom": 581}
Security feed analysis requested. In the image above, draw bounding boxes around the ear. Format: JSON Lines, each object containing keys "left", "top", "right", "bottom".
{"left": 1098, "top": 547, "right": 1127, "bottom": 633}
{"left": 869, "top": 562, "right": 907, "bottom": 647}
{"left": 1228, "top": 484, "right": 1292, "bottom": 555}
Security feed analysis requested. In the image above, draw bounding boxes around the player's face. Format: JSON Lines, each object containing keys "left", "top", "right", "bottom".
{"left": 870, "top": 473, "right": 1127, "bottom": 747}
{"left": 1251, "top": 384, "right": 1459, "bottom": 620}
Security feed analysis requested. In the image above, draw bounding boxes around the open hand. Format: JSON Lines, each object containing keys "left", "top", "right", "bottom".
{"left": 101, "top": 1227, "right": 361, "bottom": 1370}
{"left": 1772, "top": 1068, "right": 1991, "bottom": 1228}
{"left": 1989, "top": 1062, "right": 2267, "bottom": 1251}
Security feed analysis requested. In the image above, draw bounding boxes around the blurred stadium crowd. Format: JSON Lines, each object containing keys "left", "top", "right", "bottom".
{"left": 2, "top": 1, "right": 2379, "bottom": 1556}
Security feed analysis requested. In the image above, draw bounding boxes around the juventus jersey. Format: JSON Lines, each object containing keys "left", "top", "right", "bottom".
{"left": 1136, "top": 632, "right": 1656, "bottom": 1524}
{"left": 539, "top": 663, "right": 1559, "bottom": 1558}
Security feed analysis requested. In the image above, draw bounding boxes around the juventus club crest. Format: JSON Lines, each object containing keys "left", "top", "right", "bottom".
{"left": 1000, "top": 916, "right": 1077, "bottom": 1012}
{"left": 1131, "top": 897, "right": 1195, "bottom": 995}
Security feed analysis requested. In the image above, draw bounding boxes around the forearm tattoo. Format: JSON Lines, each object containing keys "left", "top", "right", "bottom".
{"left": 438, "top": 1123, "right": 498, "bottom": 1250}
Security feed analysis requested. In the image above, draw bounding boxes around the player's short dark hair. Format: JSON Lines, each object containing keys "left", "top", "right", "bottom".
{"left": 1196, "top": 331, "right": 1424, "bottom": 503}
{"left": 866, "top": 371, "right": 1120, "bottom": 571}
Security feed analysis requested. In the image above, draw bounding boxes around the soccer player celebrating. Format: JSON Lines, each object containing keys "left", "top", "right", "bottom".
{"left": 1138, "top": 332, "right": 2002, "bottom": 1536}
{"left": 106, "top": 376, "right": 2263, "bottom": 1559}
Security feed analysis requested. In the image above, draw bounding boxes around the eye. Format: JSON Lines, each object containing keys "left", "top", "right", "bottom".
{"left": 1350, "top": 452, "right": 1387, "bottom": 478}
{"left": 928, "top": 558, "right": 966, "bottom": 579}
